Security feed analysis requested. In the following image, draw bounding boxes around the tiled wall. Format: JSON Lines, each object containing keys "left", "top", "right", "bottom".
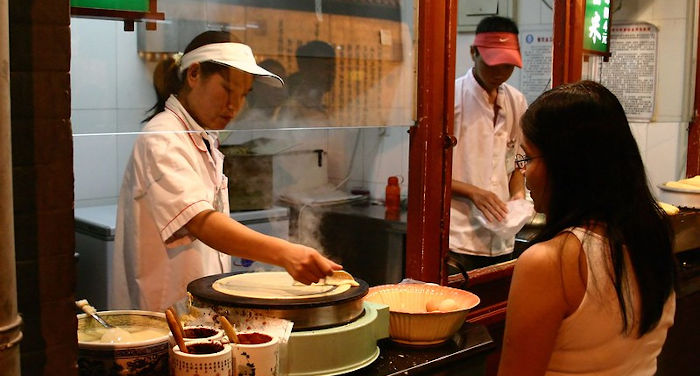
{"left": 71, "top": 18, "right": 155, "bottom": 207}
{"left": 71, "top": 18, "right": 411, "bottom": 207}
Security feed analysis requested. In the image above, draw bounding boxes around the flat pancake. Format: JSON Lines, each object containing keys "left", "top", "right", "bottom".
{"left": 212, "top": 272, "right": 352, "bottom": 299}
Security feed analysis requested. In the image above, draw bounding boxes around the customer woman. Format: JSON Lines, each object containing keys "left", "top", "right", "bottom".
{"left": 111, "top": 31, "right": 342, "bottom": 312}
{"left": 498, "top": 80, "right": 676, "bottom": 375}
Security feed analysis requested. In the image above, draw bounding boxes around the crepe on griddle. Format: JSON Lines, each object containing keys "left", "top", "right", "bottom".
{"left": 212, "top": 271, "right": 353, "bottom": 299}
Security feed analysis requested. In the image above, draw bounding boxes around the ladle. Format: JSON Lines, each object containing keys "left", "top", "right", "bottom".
{"left": 76, "top": 299, "right": 134, "bottom": 343}
{"left": 75, "top": 299, "right": 113, "bottom": 329}
{"left": 218, "top": 316, "right": 239, "bottom": 344}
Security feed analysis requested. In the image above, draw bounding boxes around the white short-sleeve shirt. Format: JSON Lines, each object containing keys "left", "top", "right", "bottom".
{"left": 111, "top": 95, "right": 231, "bottom": 311}
{"left": 450, "top": 68, "right": 528, "bottom": 256}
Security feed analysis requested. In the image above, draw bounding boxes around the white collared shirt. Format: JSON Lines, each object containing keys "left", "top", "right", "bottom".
{"left": 111, "top": 95, "right": 231, "bottom": 311}
{"left": 450, "top": 68, "right": 528, "bottom": 256}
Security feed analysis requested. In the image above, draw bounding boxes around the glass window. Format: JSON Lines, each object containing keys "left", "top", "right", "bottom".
{"left": 71, "top": 1, "right": 416, "bottom": 301}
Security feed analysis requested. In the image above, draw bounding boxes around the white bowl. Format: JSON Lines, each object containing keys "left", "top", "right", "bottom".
{"left": 364, "top": 284, "right": 479, "bottom": 346}
{"left": 77, "top": 310, "right": 170, "bottom": 376}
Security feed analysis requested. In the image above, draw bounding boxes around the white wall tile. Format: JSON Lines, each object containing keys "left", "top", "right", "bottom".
{"left": 652, "top": 19, "right": 689, "bottom": 122}
{"left": 644, "top": 122, "right": 683, "bottom": 196}
{"left": 71, "top": 18, "right": 118, "bottom": 110}
{"left": 517, "top": 0, "right": 552, "bottom": 26}
{"left": 364, "top": 127, "right": 405, "bottom": 185}
{"left": 327, "top": 129, "right": 362, "bottom": 184}
{"left": 629, "top": 122, "right": 648, "bottom": 161}
{"left": 455, "top": 33, "right": 475, "bottom": 79}
{"left": 72, "top": 109, "right": 117, "bottom": 135}
{"left": 116, "top": 30, "right": 157, "bottom": 109}
{"left": 613, "top": 0, "right": 650, "bottom": 21}
{"left": 116, "top": 109, "right": 149, "bottom": 188}
{"left": 651, "top": 0, "right": 689, "bottom": 19}
{"left": 117, "top": 108, "right": 148, "bottom": 134}
{"left": 74, "top": 132, "right": 118, "bottom": 202}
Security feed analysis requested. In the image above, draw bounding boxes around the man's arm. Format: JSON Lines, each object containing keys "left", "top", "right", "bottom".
{"left": 509, "top": 169, "right": 526, "bottom": 200}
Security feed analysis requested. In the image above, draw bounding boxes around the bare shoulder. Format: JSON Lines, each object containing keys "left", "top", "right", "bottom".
{"left": 514, "top": 232, "right": 585, "bottom": 296}
{"left": 517, "top": 231, "right": 587, "bottom": 315}
{"left": 518, "top": 232, "right": 583, "bottom": 266}
{"left": 516, "top": 236, "right": 566, "bottom": 272}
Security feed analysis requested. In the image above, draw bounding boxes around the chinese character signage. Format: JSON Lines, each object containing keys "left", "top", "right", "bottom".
{"left": 583, "top": 0, "right": 612, "bottom": 56}
{"left": 71, "top": 0, "right": 149, "bottom": 12}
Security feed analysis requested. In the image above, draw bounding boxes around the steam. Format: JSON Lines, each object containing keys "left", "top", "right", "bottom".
{"left": 293, "top": 205, "right": 341, "bottom": 264}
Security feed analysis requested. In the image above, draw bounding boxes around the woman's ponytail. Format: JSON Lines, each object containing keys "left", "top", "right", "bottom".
{"left": 143, "top": 56, "right": 183, "bottom": 122}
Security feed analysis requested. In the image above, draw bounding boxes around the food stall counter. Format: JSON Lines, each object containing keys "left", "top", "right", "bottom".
{"left": 349, "top": 323, "right": 494, "bottom": 376}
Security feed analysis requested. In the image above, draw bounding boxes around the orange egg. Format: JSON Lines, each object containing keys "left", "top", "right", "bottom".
{"left": 425, "top": 299, "right": 441, "bottom": 312}
{"left": 437, "top": 298, "right": 459, "bottom": 312}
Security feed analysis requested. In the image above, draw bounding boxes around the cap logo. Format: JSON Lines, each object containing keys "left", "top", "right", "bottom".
{"left": 472, "top": 32, "right": 523, "bottom": 68}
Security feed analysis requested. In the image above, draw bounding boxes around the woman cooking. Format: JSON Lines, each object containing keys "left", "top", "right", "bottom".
{"left": 111, "top": 31, "right": 342, "bottom": 312}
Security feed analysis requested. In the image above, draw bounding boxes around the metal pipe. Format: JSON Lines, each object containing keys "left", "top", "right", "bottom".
{"left": 0, "top": 0, "right": 22, "bottom": 374}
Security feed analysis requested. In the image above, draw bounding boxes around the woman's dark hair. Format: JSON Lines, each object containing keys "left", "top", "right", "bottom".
{"left": 476, "top": 15, "right": 519, "bottom": 34}
{"left": 522, "top": 80, "right": 675, "bottom": 337}
{"left": 144, "top": 31, "right": 242, "bottom": 122}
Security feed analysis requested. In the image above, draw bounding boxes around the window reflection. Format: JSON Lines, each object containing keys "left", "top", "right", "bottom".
{"left": 71, "top": 1, "right": 415, "bottom": 294}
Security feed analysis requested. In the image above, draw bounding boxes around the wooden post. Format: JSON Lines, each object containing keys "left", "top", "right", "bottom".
{"left": 406, "top": 0, "right": 457, "bottom": 284}
{"left": 552, "top": 0, "right": 585, "bottom": 86}
{"left": 0, "top": 0, "right": 22, "bottom": 374}
{"left": 687, "top": 1, "right": 700, "bottom": 177}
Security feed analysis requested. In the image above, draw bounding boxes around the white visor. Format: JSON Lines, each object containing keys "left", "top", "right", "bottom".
{"left": 179, "top": 43, "right": 284, "bottom": 88}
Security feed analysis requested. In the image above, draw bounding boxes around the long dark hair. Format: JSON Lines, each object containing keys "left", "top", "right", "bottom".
{"left": 144, "top": 31, "right": 241, "bottom": 122}
{"left": 522, "top": 80, "right": 675, "bottom": 336}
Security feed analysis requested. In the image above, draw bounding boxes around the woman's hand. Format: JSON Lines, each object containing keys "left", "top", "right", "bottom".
{"left": 281, "top": 243, "right": 343, "bottom": 285}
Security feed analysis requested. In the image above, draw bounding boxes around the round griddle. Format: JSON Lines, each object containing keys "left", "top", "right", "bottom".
{"left": 187, "top": 272, "right": 369, "bottom": 330}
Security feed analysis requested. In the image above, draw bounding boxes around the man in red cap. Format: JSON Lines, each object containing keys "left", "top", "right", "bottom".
{"left": 449, "top": 16, "right": 528, "bottom": 271}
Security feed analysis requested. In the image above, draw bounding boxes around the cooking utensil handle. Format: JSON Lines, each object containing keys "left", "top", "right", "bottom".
{"left": 219, "top": 316, "right": 239, "bottom": 344}
{"left": 75, "top": 299, "right": 113, "bottom": 328}
{"left": 165, "top": 308, "right": 188, "bottom": 353}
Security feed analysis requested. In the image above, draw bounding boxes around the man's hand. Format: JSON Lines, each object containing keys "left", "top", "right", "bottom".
{"left": 469, "top": 186, "right": 508, "bottom": 222}
{"left": 453, "top": 180, "right": 509, "bottom": 222}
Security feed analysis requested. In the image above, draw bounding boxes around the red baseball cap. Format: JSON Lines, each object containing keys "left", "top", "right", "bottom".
{"left": 473, "top": 32, "right": 522, "bottom": 68}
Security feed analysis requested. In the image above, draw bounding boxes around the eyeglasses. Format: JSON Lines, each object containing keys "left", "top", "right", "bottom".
{"left": 515, "top": 154, "right": 541, "bottom": 170}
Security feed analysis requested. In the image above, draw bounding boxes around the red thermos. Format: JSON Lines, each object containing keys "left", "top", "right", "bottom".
{"left": 385, "top": 176, "right": 400, "bottom": 212}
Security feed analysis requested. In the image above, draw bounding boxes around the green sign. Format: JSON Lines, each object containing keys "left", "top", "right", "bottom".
{"left": 71, "top": 0, "right": 149, "bottom": 12}
{"left": 583, "top": 0, "right": 612, "bottom": 55}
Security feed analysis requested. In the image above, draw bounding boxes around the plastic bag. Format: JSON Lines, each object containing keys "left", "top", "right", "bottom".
{"left": 475, "top": 199, "right": 535, "bottom": 238}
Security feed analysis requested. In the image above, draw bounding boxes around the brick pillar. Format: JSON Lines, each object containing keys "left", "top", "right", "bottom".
{"left": 9, "top": 0, "right": 77, "bottom": 375}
